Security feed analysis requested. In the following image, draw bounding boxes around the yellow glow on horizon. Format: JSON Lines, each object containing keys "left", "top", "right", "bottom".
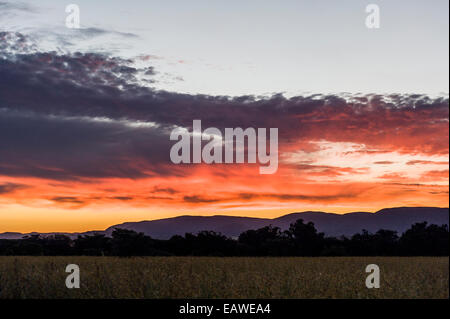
{"left": 1, "top": 200, "right": 448, "bottom": 233}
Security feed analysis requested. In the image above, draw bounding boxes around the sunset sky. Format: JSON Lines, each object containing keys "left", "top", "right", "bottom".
{"left": 0, "top": 0, "right": 448, "bottom": 232}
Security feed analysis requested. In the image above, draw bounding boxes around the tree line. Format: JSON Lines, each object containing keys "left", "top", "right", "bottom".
{"left": 0, "top": 219, "right": 448, "bottom": 256}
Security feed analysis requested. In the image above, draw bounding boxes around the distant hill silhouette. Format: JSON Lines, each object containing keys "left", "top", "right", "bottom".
{"left": 1, "top": 207, "right": 447, "bottom": 240}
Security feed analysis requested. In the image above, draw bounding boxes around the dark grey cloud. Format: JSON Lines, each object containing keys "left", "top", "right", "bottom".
{"left": 183, "top": 195, "right": 221, "bottom": 203}
{"left": 0, "top": 182, "right": 29, "bottom": 194}
{"left": 50, "top": 196, "right": 84, "bottom": 205}
{"left": 407, "top": 160, "right": 449, "bottom": 166}
{"left": 0, "top": 32, "right": 38, "bottom": 54}
{"left": 112, "top": 196, "right": 134, "bottom": 201}
{"left": 182, "top": 191, "right": 362, "bottom": 204}
{"left": 32, "top": 27, "right": 140, "bottom": 50}
{"left": 75, "top": 27, "right": 138, "bottom": 39}
{"left": 152, "top": 187, "right": 179, "bottom": 195}
{"left": 0, "top": 109, "right": 174, "bottom": 180}
{"left": 0, "top": 32, "right": 448, "bottom": 181}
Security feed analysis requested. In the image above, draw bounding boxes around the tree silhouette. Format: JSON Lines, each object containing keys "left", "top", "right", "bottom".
{"left": 287, "top": 219, "right": 325, "bottom": 256}
{"left": 399, "top": 222, "right": 449, "bottom": 256}
{"left": 74, "top": 234, "right": 111, "bottom": 256}
{"left": 239, "top": 225, "right": 290, "bottom": 256}
{"left": 0, "top": 221, "right": 448, "bottom": 256}
{"left": 111, "top": 228, "right": 154, "bottom": 256}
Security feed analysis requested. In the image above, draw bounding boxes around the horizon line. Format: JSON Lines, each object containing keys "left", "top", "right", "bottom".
{"left": 1, "top": 206, "right": 448, "bottom": 235}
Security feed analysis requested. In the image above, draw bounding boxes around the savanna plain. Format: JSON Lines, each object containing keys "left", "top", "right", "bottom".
{"left": 0, "top": 257, "right": 447, "bottom": 299}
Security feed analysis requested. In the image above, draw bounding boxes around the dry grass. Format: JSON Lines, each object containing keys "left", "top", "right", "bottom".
{"left": 0, "top": 257, "right": 447, "bottom": 299}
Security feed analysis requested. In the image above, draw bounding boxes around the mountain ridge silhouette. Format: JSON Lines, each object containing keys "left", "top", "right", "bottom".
{"left": 1, "top": 206, "right": 448, "bottom": 240}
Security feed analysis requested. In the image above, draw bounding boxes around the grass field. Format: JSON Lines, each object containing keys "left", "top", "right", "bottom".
{"left": 0, "top": 257, "right": 447, "bottom": 299}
